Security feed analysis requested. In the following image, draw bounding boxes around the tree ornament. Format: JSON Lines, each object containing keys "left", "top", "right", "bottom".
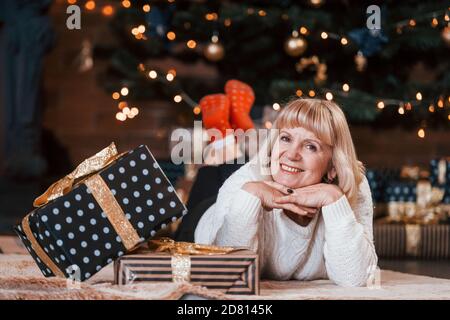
{"left": 204, "top": 35, "right": 225, "bottom": 62}
{"left": 284, "top": 32, "right": 307, "bottom": 57}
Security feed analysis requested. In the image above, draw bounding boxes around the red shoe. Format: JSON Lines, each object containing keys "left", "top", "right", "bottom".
{"left": 224, "top": 79, "right": 255, "bottom": 131}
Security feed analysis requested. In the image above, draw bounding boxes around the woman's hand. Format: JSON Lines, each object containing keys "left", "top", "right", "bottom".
{"left": 264, "top": 181, "right": 343, "bottom": 216}
{"left": 242, "top": 181, "right": 318, "bottom": 216}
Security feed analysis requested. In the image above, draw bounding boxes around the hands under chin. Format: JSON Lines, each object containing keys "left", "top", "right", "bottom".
{"left": 241, "top": 180, "right": 343, "bottom": 227}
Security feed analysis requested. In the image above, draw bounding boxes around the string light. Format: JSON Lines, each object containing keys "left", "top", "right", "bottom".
{"left": 272, "top": 103, "right": 280, "bottom": 111}
{"left": 102, "top": 5, "right": 114, "bottom": 16}
{"left": 131, "top": 28, "right": 139, "bottom": 36}
{"left": 224, "top": 19, "right": 231, "bottom": 27}
{"left": 431, "top": 17, "right": 439, "bottom": 27}
{"left": 67, "top": 0, "right": 77, "bottom": 4}
{"left": 437, "top": 99, "right": 444, "bottom": 108}
{"left": 300, "top": 27, "right": 308, "bottom": 35}
{"left": 409, "top": 19, "right": 416, "bottom": 27}
{"left": 137, "top": 25, "right": 146, "bottom": 33}
{"left": 308, "top": 90, "right": 316, "bottom": 97}
{"left": 122, "top": 0, "right": 131, "bottom": 8}
{"left": 166, "top": 73, "right": 174, "bottom": 81}
{"left": 429, "top": 104, "right": 435, "bottom": 112}
{"left": 85, "top": 1, "right": 95, "bottom": 10}
{"left": 258, "top": 10, "right": 267, "bottom": 17}
{"left": 416, "top": 92, "right": 423, "bottom": 101}
{"left": 116, "top": 112, "right": 126, "bottom": 121}
{"left": 148, "top": 70, "right": 157, "bottom": 79}
{"left": 377, "top": 101, "right": 385, "bottom": 109}
{"left": 265, "top": 121, "right": 272, "bottom": 129}
{"left": 417, "top": 128, "right": 425, "bottom": 138}
{"left": 193, "top": 106, "right": 201, "bottom": 115}
{"left": 342, "top": 83, "right": 350, "bottom": 92}
{"left": 120, "top": 87, "right": 129, "bottom": 96}
{"left": 167, "top": 31, "right": 176, "bottom": 41}
{"left": 325, "top": 92, "right": 333, "bottom": 100}
{"left": 398, "top": 106, "right": 405, "bottom": 115}
{"left": 320, "top": 32, "right": 328, "bottom": 39}
{"left": 122, "top": 107, "right": 130, "bottom": 116}
{"left": 112, "top": 92, "right": 120, "bottom": 100}
{"left": 296, "top": 89, "right": 303, "bottom": 97}
{"left": 143, "top": 4, "right": 151, "bottom": 12}
{"left": 118, "top": 101, "right": 128, "bottom": 110}
{"left": 174, "top": 95, "right": 182, "bottom": 103}
{"left": 405, "top": 102, "right": 412, "bottom": 111}
{"left": 187, "top": 40, "right": 197, "bottom": 49}
{"left": 340, "top": 37, "right": 348, "bottom": 45}
{"left": 130, "top": 107, "right": 139, "bottom": 116}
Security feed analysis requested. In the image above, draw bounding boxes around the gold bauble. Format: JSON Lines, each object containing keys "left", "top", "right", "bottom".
{"left": 354, "top": 51, "right": 367, "bottom": 72}
{"left": 204, "top": 42, "right": 225, "bottom": 62}
{"left": 442, "top": 26, "right": 450, "bottom": 47}
{"left": 284, "top": 36, "right": 307, "bottom": 57}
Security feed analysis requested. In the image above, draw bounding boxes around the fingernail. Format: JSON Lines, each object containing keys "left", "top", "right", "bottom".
{"left": 287, "top": 188, "right": 293, "bottom": 194}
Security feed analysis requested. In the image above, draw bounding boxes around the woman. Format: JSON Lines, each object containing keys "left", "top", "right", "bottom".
{"left": 194, "top": 98, "right": 378, "bottom": 287}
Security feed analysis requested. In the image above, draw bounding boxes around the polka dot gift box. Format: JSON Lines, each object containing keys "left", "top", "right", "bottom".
{"left": 14, "top": 143, "right": 187, "bottom": 281}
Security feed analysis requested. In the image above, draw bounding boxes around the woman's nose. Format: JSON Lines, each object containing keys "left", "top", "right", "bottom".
{"left": 286, "top": 147, "right": 302, "bottom": 161}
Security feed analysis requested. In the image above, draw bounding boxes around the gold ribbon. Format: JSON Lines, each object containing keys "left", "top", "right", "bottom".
{"left": 22, "top": 215, "right": 65, "bottom": 277}
{"left": 149, "top": 238, "right": 242, "bottom": 283}
{"left": 34, "top": 142, "right": 120, "bottom": 207}
{"left": 21, "top": 142, "right": 140, "bottom": 278}
{"left": 149, "top": 237, "right": 239, "bottom": 255}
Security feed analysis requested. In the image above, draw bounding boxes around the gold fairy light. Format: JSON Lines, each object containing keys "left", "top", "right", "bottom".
{"left": 130, "top": 107, "right": 139, "bottom": 116}
{"left": 193, "top": 106, "right": 201, "bottom": 115}
{"left": 102, "top": 5, "right": 114, "bottom": 16}
{"left": 429, "top": 104, "right": 435, "bottom": 112}
{"left": 320, "top": 32, "right": 328, "bottom": 39}
{"left": 187, "top": 40, "right": 197, "bottom": 49}
{"left": 122, "top": 107, "right": 131, "bottom": 115}
{"left": 120, "top": 87, "right": 129, "bottom": 96}
{"left": 431, "top": 18, "right": 438, "bottom": 27}
{"left": 138, "top": 25, "right": 146, "bottom": 33}
{"left": 308, "top": 90, "right": 316, "bottom": 97}
{"left": 416, "top": 92, "right": 422, "bottom": 101}
{"left": 143, "top": 4, "right": 150, "bottom": 12}
{"left": 112, "top": 92, "right": 120, "bottom": 100}
{"left": 118, "top": 101, "right": 128, "bottom": 110}
{"left": 166, "top": 73, "right": 174, "bottom": 81}
{"left": 409, "top": 19, "right": 416, "bottom": 27}
{"left": 300, "top": 27, "right": 308, "bottom": 35}
{"left": 122, "top": 0, "right": 131, "bottom": 8}
{"left": 296, "top": 89, "right": 303, "bottom": 97}
{"left": 85, "top": 1, "right": 95, "bottom": 10}
{"left": 224, "top": 19, "right": 231, "bottom": 27}
{"left": 272, "top": 103, "right": 280, "bottom": 111}
{"left": 174, "top": 95, "right": 182, "bottom": 103}
{"left": 325, "top": 92, "right": 333, "bottom": 100}
{"left": 398, "top": 106, "right": 405, "bottom": 114}
{"left": 116, "top": 112, "right": 126, "bottom": 121}
{"left": 342, "top": 83, "right": 350, "bottom": 92}
{"left": 341, "top": 37, "right": 348, "bottom": 45}
{"left": 437, "top": 99, "right": 444, "bottom": 108}
{"left": 148, "top": 70, "right": 157, "bottom": 79}
{"left": 258, "top": 10, "right": 266, "bottom": 17}
{"left": 167, "top": 31, "right": 176, "bottom": 41}
{"left": 417, "top": 128, "right": 425, "bottom": 138}
{"left": 131, "top": 28, "right": 139, "bottom": 36}
{"left": 377, "top": 101, "right": 385, "bottom": 109}
{"left": 67, "top": 0, "right": 77, "bottom": 4}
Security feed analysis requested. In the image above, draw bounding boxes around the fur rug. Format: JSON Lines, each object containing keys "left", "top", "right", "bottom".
{"left": 1, "top": 237, "right": 450, "bottom": 300}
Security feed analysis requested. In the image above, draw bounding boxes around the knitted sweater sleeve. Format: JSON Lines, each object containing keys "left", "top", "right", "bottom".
{"left": 321, "top": 176, "right": 379, "bottom": 287}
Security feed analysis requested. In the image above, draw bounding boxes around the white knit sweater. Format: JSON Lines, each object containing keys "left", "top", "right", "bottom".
{"left": 194, "top": 161, "right": 379, "bottom": 287}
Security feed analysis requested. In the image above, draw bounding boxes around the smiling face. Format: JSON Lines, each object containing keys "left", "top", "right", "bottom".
{"left": 270, "top": 127, "right": 333, "bottom": 189}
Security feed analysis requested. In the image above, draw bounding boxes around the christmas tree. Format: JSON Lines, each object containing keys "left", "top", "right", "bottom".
{"left": 96, "top": 0, "right": 449, "bottom": 130}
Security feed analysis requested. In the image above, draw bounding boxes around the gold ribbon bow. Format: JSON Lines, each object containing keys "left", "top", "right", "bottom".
{"left": 149, "top": 238, "right": 242, "bottom": 283}
{"left": 34, "top": 142, "right": 120, "bottom": 207}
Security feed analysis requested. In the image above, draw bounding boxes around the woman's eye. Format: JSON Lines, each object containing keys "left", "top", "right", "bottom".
{"left": 306, "top": 144, "right": 317, "bottom": 152}
{"left": 280, "top": 135, "right": 291, "bottom": 143}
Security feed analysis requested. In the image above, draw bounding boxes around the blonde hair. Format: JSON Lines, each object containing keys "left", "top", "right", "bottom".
{"left": 252, "top": 98, "right": 364, "bottom": 206}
